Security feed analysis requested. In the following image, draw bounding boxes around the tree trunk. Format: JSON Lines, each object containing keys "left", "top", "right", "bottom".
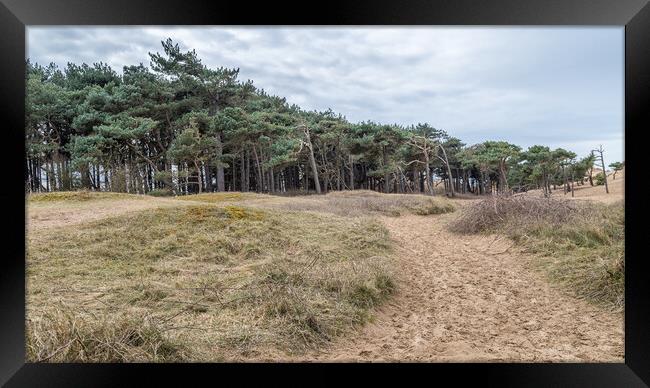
{"left": 215, "top": 131, "right": 225, "bottom": 192}
{"left": 349, "top": 155, "right": 354, "bottom": 190}
{"left": 413, "top": 166, "right": 420, "bottom": 193}
{"left": 438, "top": 145, "right": 455, "bottom": 197}
{"left": 245, "top": 150, "right": 250, "bottom": 192}
{"left": 194, "top": 161, "right": 202, "bottom": 193}
{"left": 480, "top": 170, "right": 487, "bottom": 195}
{"left": 499, "top": 161, "right": 508, "bottom": 194}
{"left": 231, "top": 158, "right": 237, "bottom": 192}
{"left": 253, "top": 145, "right": 263, "bottom": 192}
{"left": 240, "top": 152, "right": 247, "bottom": 192}
{"left": 382, "top": 147, "right": 390, "bottom": 193}
{"left": 204, "top": 163, "right": 212, "bottom": 192}
{"left": 425, "top": 165, "right": 433, "bottom": 195}
{"left": 598, "top": 149, "right": 609, "bottom": 194}
{"left": 270, "top": 168, "right": 275, "bottom": 193}
{"left": 304, "top": 163, "right": 309, "bottom": 191}
{"left": 307, "top": 147, "right": 321, "bottom": 194}
{"left": 104, "top": 167, "right": 110, "bottom": 191}
{"left": 336, "top": 155, "right": 341, "bottom": 191}
{"left": 303, "top": 126, "right": 321, "bottom": 194}
{"left": 424, "top": 154, "right": 434, "bottom": 196}
{"left": 45, "top": 162, "right": 50, "bottom": 192}
{"left": 125, "top": 162, "right": 130, "bottom": 193}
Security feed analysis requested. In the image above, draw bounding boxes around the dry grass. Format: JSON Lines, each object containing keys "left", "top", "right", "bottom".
{"left": 448, "top": 195, "right": 582, "bottom": 234}
{"left": 173, "top": 192, "right": 267, "bottom": 203}
{"left": 267, "top": 190, "right": 456, "bottom": 217}
{"left": 26, "top": 203, "right": 395, "bottom": 361}
{"left": 449, "top": 195, "right": 624, "bottom": 310}
{"left": 26, "top": 309, "right": 188, "bottom": 362}
{"left": 518, "top": 201, "right": 624, "bottom": 310}
{"left": 28, "top": 190, "right": 141, "bottom": 203}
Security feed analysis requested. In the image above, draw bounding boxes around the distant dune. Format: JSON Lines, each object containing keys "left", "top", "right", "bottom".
{"left": 523, "top": 167, "right": 624, "bottom": 204}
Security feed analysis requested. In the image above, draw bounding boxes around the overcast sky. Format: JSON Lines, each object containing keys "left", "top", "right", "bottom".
{"left": 28, "top": 26, "right": 624, "bottom": 163}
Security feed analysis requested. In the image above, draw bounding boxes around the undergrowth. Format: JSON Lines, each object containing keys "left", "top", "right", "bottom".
{"left": 26, "top": 309, "right": 187, "bottom": 362}
{"left": 449, "top": 196, "right": 624, "bottom": 311}
{"left": 173, "top": 192, "right": 264, "bottom": 203}
{"left": 28, "top": 190, "right": 140, "bottom": 203}
{"left": 273, "top": 190, "right": 455, "bottom": 217}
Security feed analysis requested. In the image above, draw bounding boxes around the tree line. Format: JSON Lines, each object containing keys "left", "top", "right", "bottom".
{"left": 26, "top": 39, "right": 619, "bottom": 197}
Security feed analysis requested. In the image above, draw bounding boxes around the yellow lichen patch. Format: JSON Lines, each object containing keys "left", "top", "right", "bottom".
{"left": 224, "top": 205, "right": 265, "bottom": 221}
{"left": 182, "top": 205, "right": 225, "bottom": 222}
{"left": 176, "top": 192, "right": 244, "bottom": 203}
{"left": 181, "top": 205, "right": 264, "bottom": 223}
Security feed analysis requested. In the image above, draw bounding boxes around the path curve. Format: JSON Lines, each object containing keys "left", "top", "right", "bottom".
{"left": 306, "top": 213, "right": 623, "bottom": 362}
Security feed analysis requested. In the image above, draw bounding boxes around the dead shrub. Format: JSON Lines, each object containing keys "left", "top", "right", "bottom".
{"left": 26, "top": 309, "right": 188, "bottom": 362}
{"left": 448, "top": 195, "right": 581, "bottom": 234}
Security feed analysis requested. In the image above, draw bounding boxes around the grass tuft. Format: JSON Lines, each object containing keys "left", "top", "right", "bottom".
{"left": 28, "top": 190, "right": 139, "bottom": 203}
{"left": 174, "top": 192, "right": 264, "bottom": 203}
{"left": 224, "top": 205, "right": 265, "bottom": 221}
{"left": 27, "top": 204, "right": 395, "bottom": 360}
{"left": 26, "top": 309, "right": 187, "bottom": 362}
{"left": 148, "top": 188, "right": 174, "bottom": 197}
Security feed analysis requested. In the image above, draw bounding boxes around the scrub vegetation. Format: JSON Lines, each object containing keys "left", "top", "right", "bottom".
{"left": 449, "top": 195, "right": 624, "bottom": 310}
{"left": 27, "top": 198, "right": 397, "bottom": 361}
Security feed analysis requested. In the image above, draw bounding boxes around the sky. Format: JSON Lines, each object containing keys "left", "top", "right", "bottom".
{"left": 27, "top": 26, "right": 624, "bottom": 163}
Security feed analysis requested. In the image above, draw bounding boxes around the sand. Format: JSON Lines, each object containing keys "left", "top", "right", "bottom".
{"left": 522, "top": 168, "right": 624, "bottom": 205}
{"left": 26, "top": 179, "right": 625, "bottom": 362}
{"left": 300, "top": 212, "right": 623, "bottom": 362}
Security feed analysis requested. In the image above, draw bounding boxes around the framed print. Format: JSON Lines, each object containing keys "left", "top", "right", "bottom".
{"left": 1, "top": 0, "right": 649, "bottom": 386}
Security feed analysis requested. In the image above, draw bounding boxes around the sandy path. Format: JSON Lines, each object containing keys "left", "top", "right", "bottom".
{"left": 306, "top": 213, "right": 624, "bottom": 362}
{"left": 27, "top": 195, "right": 624, "bottom": 362}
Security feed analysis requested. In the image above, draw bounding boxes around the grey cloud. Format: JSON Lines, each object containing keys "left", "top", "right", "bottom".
{"left": 27, "top": 26, "right": 624, "bottom": 162}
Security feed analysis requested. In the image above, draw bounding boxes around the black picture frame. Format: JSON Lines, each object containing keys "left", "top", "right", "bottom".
{"left": 1, "top": 0, "right": 648, "bottom": 386}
